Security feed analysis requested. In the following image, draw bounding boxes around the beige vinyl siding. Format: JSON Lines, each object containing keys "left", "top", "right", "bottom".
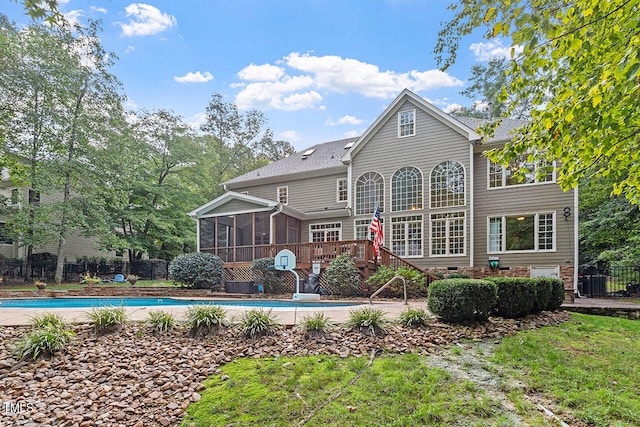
{"left": 235, "top": 171, "right": 349, "bottom": 214}
{"left": 473, "top": 152, "right": 575, "bottom": 266}
{"left": 350, "top": 100, "right": 471, "bottom": 268}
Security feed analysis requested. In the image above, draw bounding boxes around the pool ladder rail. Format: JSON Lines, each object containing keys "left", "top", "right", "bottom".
{"left": 369, "top": 275, "right": 407, "bottom": 305}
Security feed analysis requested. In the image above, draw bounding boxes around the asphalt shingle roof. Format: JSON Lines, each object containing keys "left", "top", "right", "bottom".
{"left": 224, "top": 117, "right": 526, "bottom": 187}
{"left": 223, "top": 137, "right": 357, "bottom": 187}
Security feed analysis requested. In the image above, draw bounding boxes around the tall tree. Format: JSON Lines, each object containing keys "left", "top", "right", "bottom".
{"left": 436, "top": 0, "right": 640, "bottom": 203}
{"left": 199, "top": 94, "right": 295, "bottom": 199}
{"left": 0, "top": 19, "right": 125, "bottom": 282}
{"left": 89, "top": 110, "right": 201, "bottom": 261}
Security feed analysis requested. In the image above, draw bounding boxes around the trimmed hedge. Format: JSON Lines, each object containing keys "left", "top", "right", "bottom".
{"left": 485, "top": 277, "right": 536, "bottom": 318}
{"left": 427, "top": 279, "right": 497, "bottom": 323}
{"left": 545, "top": 278, "right": 566, "bottom": 311}
{"left": 169, "top": 252, "right": 224, "bottom": 290}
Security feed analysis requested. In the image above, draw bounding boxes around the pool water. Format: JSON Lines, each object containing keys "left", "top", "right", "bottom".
{"left": 0, "top": 297, "right": 357, "bottom": 309}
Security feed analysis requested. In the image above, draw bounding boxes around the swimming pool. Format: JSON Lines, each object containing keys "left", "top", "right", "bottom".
{"left": 0, "top": 297, "right": 358, "bottom": 309}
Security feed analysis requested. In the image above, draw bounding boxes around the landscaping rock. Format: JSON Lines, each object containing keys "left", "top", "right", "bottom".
{"left": 0, "top": 311, "right": 570, "bottom": 426}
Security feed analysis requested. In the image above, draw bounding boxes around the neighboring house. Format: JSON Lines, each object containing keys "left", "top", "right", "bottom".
{"left": 0, "top": 171, "right": 123, "bottom": 262}
{"left": 189, "top": 89, "right": 578, "bottom": 296}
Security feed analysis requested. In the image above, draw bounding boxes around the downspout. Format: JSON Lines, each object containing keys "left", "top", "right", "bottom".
{"left": 195, "top": 216, "right": 201, "bottom": 252}
{"left": 469, "top": 143, "right": 474, "bottom": 267}
{"left": 346, "top": 162, "right": 352, "bottom": 210}
{"left": 269, "top": 204, "right": 284, "bottom": 244}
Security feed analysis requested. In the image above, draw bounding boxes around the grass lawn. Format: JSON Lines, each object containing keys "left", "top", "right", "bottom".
{"left": 0, "top": 279, "right": 178, "bottom": 291}
{"left": 182, "top": 313, "right": 640, "bottom": 427}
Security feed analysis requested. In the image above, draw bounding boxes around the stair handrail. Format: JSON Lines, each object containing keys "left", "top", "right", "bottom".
{"left": 369, "top": 274, "right": 407, "bottom": 305}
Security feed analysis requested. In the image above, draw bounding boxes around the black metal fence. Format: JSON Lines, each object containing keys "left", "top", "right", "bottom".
{"left": 1, "top": 257, "right": 169, "bottom": 284}
{"left": 579, "top": 265, "right": 640, "bottom": 298}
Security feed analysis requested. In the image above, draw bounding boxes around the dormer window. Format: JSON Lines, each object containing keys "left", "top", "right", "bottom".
{"left": 398, "top": 110, "right": 415, "bottom": 137}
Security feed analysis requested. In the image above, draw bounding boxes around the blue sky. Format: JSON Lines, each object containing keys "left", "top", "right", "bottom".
{"left": 2, "top": 0, "right": 519, "bottom": 150}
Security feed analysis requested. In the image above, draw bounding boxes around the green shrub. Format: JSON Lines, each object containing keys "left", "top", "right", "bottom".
{"left": 531, "top": 278, "right": 553, "bottom": 313}
{"left": 427, "top": 279, "right": 497, "bottom": 323}
{"left": 14, "top": 325, "right": 75, "bottom": 360}
{"left": 447, "top": 272, "right": 471, "bottom": 279}
{"left": 398, "top": 307, "right": 430, "bottom": 328}
{"left": 252, "top": 257, "right": 287, "bottom": 294}
{"left": 185, "top": 305, "right": 227, "bottom": 336}
{"left": 30, "top": 313, "right": 67, "bottom": 329}
{"left": 546, "top": 278, "right": 566, "bottom": 311}
{"left": 87, "top": 305, "right": 127, "bottom": 334}
{"left": 485, "top": 277, "right": 536, "bottom": 318}
{"left": 146, "top": 310, "right": 177, "bottom": 333}
{"left": 239, "top": 308, "right": 281, "bottom": 338}
{"left": 170, "top": 252, "right": 224, "bottom": 290}
{"left": 344, "top": 307, "right": 388, "bottom": 336}
{"left": 299, "top": 312, "right": 333, "bottom": 336}
{"left": 366, "top": 265, "right": 427, "bottom": 298}
{"left": 323, "top": 254, "right": 361, "bottom": 296}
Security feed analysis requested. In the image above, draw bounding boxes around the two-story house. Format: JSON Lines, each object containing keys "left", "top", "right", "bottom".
{"left": 188, "top": 89, "right": 578, "bottom": 296}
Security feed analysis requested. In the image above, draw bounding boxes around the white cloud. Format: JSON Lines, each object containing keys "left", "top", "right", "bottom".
{"left": 186, "top": 112, "right": 207, "bottom": 130}
{"left": 63, "top": 10, "right": 83, "bottom": 27}
{"left": 118, "top": 3, "right": 176, "bottom": 37}
{"left": 472, "top": 100, "right": 490, "bottom": 112}
{"left": 343, "top": 130, "right": 360, "bottom": 138}
{"left": 237, "top": 64, "right": 285, "bottom": 82}
{"left": 174, "top": 71, "right": 214, "bottom": 83}
{"left": 125, "top": 45, "right": 135, "bottom": 54}
{"left": 325, "top": 115, "right": 363, "bottom": 126}
{"left": 234, "top": 52, "right": 463, "bottom": 110}
{"left": 90, "top": 6, "right": 107, "bottom": 14}
{"left": 442, "top": 103, "right": 463, "bottom": 113}
{"left": 469, "top": 39, "right": 524, "bottom": 61}
{"left": 235, "top": 75, "right": 320, "bottom": 110}
{"left": 280, "top": 130, "right": 301, "bottom": 142}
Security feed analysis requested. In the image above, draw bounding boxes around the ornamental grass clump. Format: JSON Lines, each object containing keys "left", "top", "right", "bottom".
{"left": 239, "top": 308, "right": 281, "bottom": 338}
{"left": 344, "top": 307, "right": 389, "bottom": 336}
{"left": 87, "top": 305, "right": 127, "bottom": 335}
{"left": 146, "top": 310, "right": 177, "bottom": 334}
{"left": 30, "top": 313, "right": 67, "bottom": 329}
{"left": 14, "top": 314, "right": 75, "bottom": 361}
{"left": 398, "top": 307, "right": 430, "bottom": 328}
{"left": 185, "top": 304, "right": 227, "bottom": 336}
{"left": 14, "top": 326, "right": 75, "bottom": 361}
{"left": 299, "top": 312, "right": 333, "bottom": 337}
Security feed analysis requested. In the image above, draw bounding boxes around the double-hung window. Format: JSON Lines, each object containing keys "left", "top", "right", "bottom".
{"left": 398, "top": 110, "right": 415, "bottom": 137}
{"left": 277, "top": 186, "right": 288, "bottom": 204}
{"left": 336, "top": 178, "right": 348, "bottom": 202}
{"left": 488, "top": 157, "right": 555, "bottom": 188}
{"left": 488, "top": 213, "right": 555, "bottom": 252}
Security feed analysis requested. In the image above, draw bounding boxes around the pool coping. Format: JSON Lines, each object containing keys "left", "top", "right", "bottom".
{"left": 0, "top": 296, "right": 422, "bottom": 326}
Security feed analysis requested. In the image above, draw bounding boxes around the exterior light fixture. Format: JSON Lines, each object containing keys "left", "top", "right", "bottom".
{"left": 516, "top": 216, "right": 526, "bottom": 221}
{"left": 489, "top": 256, "right": 500, "bottom": 270}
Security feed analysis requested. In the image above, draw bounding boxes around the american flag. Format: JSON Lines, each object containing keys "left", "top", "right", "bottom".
{"left": 369, "top": 205, "right": 384, "bottom": 256}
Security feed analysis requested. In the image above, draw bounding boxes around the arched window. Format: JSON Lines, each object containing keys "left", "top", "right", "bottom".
{"left": 391, "top": 167, "right": 423, "bottom": 212}
{"left": 430, "top": 161, "right": 465, "bottom": 208}
{"left": 355, "top": 172, "right": 384, "bottom": 215}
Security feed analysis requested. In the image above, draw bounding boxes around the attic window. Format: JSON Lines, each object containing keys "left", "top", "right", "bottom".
{"left": 344, "top": 141, "right": 355, "bottom": 149}
{"left": 301, "top": 148, "right": 316, "bottom": 159}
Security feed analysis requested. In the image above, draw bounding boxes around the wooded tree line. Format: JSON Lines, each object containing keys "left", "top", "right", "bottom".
{"left": 0, "top": 16, "right": 294, "bottom": 283}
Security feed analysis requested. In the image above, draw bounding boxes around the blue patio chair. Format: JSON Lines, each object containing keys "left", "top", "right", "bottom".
{"left": 113, "top": 274, "right": 126, "bottom": 283}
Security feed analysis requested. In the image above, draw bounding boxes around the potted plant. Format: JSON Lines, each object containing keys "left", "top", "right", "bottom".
{"left": 126, "top": 274, "right": 139, "bottom": 286}
{"left": 35, "top": 280, "right": 47, "bottom": 290}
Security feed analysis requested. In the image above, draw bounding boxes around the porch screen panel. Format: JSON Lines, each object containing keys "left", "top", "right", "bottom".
{"left": 275, "top": 215, "right": 287, "bottom": 244}
{"left": 235, "top": 214, "right": 253, "bottom": 247}
{"left": 287, "top": 217, "right": 301, "bottom": 243}
{"left": 199, "top": 218, "right": 215, "bottom": 250}
{"left": 254, "top": 211, "right": 270, "bottom": 245}
{"left": 217, "top": 216, "right": 234, "bottom": 247}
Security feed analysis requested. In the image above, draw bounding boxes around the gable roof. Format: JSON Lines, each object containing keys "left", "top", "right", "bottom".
{"left": 223, "top": 137, "right": 357, "bottom": 189}
{"left": 188, "top": 191, "right": 278, "bottom": 218}
{"left": 341, "top": 89, "right": 481, "bottom": 163}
